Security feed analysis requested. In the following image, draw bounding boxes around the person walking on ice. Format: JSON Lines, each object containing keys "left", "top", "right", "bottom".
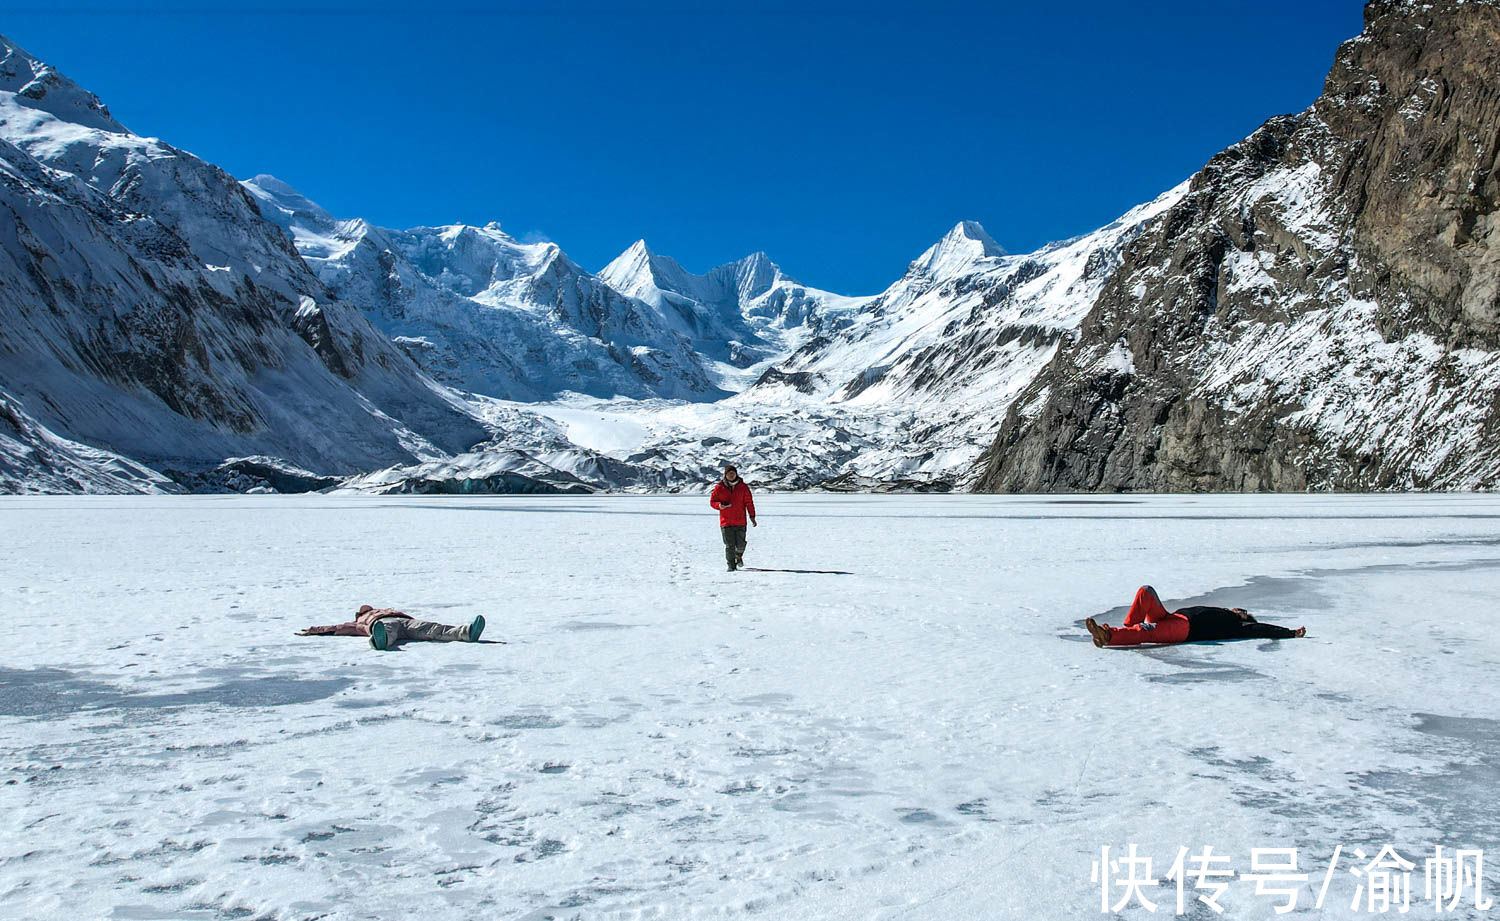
{"left": 710, "top": 463, "right": 756, "bottom": 571}
{"left": 1084, "top": 585, "right": 1305, "bottom": 647}
{"left": 297, "top": 605, "right": 485, "bottom": 650}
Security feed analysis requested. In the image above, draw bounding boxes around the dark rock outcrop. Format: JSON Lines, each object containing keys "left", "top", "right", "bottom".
{"left": 374, "top": 473, "right": 592, "bottom": 495}
{"left": 979, "top": 0, "right": 1500, "bottom": 492}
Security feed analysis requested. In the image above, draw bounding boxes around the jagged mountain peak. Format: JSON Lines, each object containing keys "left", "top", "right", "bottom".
{"left": 948, "top": 220, "right": 1004, "bottom": 251}
{"left": 602, "top": 240, "right": 788, "bottom": 300}
{"left": 735, "top": 250, "right": 774, "bottom": 270}
{"left": 244, "top": 175, "right": 538, "bottom": 264}
{"left": 731, "top": 249, "right": 778, "bottom": 277}
{"left": 232, "top": 174, "right": 724, "bottom": 401}
{"left": 610, "top": 238, "right": 691, "bottom": 278}
{"left": 0, "top": 34, "right": 125, "bottom": 133}
{"left": 708, "top": 250, "right": 783, "bottom": 301}
{"left": 913, "top": 220, "right": 1007, "bottom": 277}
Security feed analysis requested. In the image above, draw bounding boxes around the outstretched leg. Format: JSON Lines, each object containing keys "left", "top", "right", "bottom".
{"left": 1106, "top": 612, "right": 1191, "bottom": 646}
{"left": 1124, "top": 585, "right": 1172, "bottom": 626}
{"left": 393, "top": 619, "right": 469, "bottom": 643}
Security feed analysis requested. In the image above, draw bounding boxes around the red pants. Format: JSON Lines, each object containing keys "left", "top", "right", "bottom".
{"left": 1107, "top": 585, "right": 1189, "bottom": 646}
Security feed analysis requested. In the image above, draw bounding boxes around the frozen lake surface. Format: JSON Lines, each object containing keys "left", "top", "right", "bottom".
{"left": 2, "top": 494, "right": 1498, "bottom": 920}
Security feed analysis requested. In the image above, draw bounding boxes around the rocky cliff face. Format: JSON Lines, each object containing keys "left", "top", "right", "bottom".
{"left": 978, "top": 0, "right": 1500, "bottom": 492}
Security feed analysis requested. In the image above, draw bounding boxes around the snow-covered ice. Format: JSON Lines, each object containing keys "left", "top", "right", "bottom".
{"left": 525, "top": 402, "right": 654, "bottom": 455}
{"left": 2, "top": 494, "right": 1499, "bottom": 919}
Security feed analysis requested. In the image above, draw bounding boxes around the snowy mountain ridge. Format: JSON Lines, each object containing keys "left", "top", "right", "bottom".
{"left": 598, "top": 237, "right": 865, "bottom": 388}
{"left": 0, "top": 34, "right": 123, "bottom": 132}
{"left": 0, "top": 34, "right": 488, "bottom": 493}
{"left": 241, "top": 175, "right": 724, "bottom": 403}
{"left": 331, "top": 190, "right": 1188, "bottom": 497}
{"left": 909, "top": 219, "right": 1007, "bottom": 278}
{"left": 0, "top": 29, "right": 1213, "bottom": 495}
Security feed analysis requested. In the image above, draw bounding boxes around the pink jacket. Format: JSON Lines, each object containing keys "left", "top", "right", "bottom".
{"left": 297, "top": 605, "right": 412, "bottom": 637}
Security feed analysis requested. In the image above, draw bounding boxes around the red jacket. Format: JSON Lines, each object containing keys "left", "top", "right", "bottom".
{"left": 710, "top": 478, "right": 756, "bottom": 527}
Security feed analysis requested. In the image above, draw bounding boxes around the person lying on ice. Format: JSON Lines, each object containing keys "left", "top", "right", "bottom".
{"left": 1084, "top": 585, "right": 1305, "bottom": 648}
{"left": 710, "top": 463, "right": 757, "bottom": 571}
{"left": 296, "top": 605, "right": 484, "bottom": 650}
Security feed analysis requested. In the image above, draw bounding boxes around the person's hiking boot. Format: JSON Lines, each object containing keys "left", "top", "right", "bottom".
{"left": 735, "top": 552, "right": 745, "bottom": 568}
{"left": 1084, "top": 617, "right": 1112, "bottom": 648}
{"left": 727, "top": 560, "right": 737, "bottom": 571}
{"left": 466, "top": 615, "right": 485, "bottom": 642}
{"left": 370, "top": 619, "right": 390, "bottom": 651}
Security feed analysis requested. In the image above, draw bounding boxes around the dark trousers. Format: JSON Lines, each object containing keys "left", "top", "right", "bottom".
{"left": 721, "top": 525, "right": 747, "bottom": 566}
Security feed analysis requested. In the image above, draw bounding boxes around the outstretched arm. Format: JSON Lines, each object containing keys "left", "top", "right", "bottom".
{"left": 1238, "top": 621, "right": 1302, "bottom": 640}
{"left": 295, "top": 623, "right": 365, "bottom": 637}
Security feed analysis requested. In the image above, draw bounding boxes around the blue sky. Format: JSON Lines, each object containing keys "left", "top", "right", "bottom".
{"left": 6, "top": 1, "right": 1364, "bottom": 293}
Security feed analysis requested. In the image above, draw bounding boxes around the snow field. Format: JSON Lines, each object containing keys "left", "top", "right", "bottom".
{"left": 2, "top": 494, "right": 1498, "bottom": 919}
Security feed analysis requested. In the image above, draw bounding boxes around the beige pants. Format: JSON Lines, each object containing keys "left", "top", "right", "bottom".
{"left": 376, "top": 616, "right": 469, "bottom": 646}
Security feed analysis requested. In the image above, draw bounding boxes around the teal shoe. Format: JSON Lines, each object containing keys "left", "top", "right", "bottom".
{"left": 467, "top": 615, "right": 485, "bottom": 642}
{"left": 370, "top": 619, "right": 389, "bottom": 650}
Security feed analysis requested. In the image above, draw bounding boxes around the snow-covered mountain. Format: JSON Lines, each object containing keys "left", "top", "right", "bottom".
{"left": 598, "top": 240, "right": 863, "bottom": 388}
{"left": 979, "top": 0, "right": 1500, "bottom": 492}
{"left": 241, "top": 176, "right": 724, "bottom": 402}
{"left": 0, "top": 34, "right": 486, "bottom": 492}
{"left": 6, "top": 0, "right": 1499, "bottom": 495}
{"left": 337, "top": 198, "right": 1190, "bottom": 496}
{"left": 729, "top": 198, "right": 1186, "bottom": 482}
{"left": 361, "top": 0, "right": 1500, "bottom": 497}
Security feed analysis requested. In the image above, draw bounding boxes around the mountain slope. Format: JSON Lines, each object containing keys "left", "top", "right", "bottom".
{"left": 242, "top": 176, "right": 724, "bottom": 402}
{"left": 0, "top": 394, "right": 178, "bottom": 494}
{"left": 978, "top": 0, "right": 1500, "bottom": 492}
{"left": 0, "top": 35, "right": 486, "bottom": 485}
